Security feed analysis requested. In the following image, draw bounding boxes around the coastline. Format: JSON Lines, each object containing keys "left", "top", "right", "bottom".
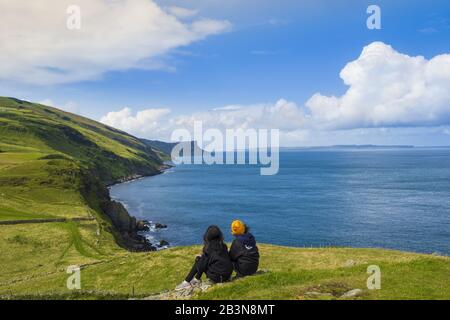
{"left": 107, "top": 163, "right": 173, "bottom": 188}
{"left": 104, "top": 163, "right": 173, "bottom": 251}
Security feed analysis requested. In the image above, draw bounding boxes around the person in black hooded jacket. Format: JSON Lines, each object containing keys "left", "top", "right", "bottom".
{"left": 229, "top": 220, "right": 260, "bottom": 278}
{"left": 175, "top": 225, "right": 233, "bottom": 291}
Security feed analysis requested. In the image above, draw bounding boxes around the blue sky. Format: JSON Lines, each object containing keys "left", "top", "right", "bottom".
{"left": 1, "top": 0, "right": 450, "bottom": 145}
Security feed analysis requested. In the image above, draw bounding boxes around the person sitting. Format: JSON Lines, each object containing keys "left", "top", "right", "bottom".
{"left": 229, "top": 220, "right": 260, "bottom": 278}
{"left": 175, "top": 225, "right": 233, "bottom": 291}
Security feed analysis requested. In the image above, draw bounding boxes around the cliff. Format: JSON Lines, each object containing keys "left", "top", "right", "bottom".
{"left": 0, "top": 97, "right": 166, "bottom": 250}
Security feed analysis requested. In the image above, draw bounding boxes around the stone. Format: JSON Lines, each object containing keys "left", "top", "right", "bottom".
{"left": 340, "top": 289, "right": 363, "bottom": 298}
{"left": 159, "top": 239, "right": 169, "bottom": 246}
{"left": 140, "top": 279, "right": 215, "bottom": 300}
{"left": 200, "top": 284, "right": 212, "bottom": 292}
{"left": 343, "top": 259, "right": 357, "bottom": 267}
{"left": 136, "top": 220, "right": 149, "bottom": 231}
{"left": 305, "top": 291, "right": 332, "bottom": 297}
{"left": 255, "top": 269, "right": 269, "bottom": 274}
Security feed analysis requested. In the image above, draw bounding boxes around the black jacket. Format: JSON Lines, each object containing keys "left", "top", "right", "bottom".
{"left": 229, "top": 233, "right": 260, "bottom": 276}
{"left": 197, "top": 240, "right": 233, "bottom": 282}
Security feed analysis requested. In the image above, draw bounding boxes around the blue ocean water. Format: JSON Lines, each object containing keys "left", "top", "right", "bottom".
{"left": 110, "top": 148, "right": 450, "bottom": 255}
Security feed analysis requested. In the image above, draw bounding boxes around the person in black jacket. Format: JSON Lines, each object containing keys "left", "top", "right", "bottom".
{"left": 229, "top": 220, "right": 260, "bottom": 278}
{"left": 175, "top": 225, "right": 233, "bottom": 291}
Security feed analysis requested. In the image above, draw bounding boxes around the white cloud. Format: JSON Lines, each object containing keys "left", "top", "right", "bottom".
{"left": 99, "top": 99, "right": 307, "bottom": 141}
{"left": 100, "top": 107, "right": 171, "bottom": 137}
{"left": 170, "top": 99, "right": 306, "bottom": 132}
{"left": 0, "top": 0, "right": 231, "bottom": 85}
{"left": 39, "top": 99, "right": 80, "bottom": 114}
{"left": 306, "top": 42, "right": 450, "bottom": 129}
{"left": 99, "top": 42, "right": 450, "bottom": 145}
{"left": 166, "top": 6, "right": 198, "bottom": 18}
{"left": 212, "top": 105, "right": 243, "bottom": 111}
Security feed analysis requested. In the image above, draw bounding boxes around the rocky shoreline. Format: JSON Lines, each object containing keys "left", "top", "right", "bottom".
{"left": 103, "top": 165, "right": 172, "bottom": 252}
{"left": 107, "top": 163, "right": 172, "bottom": 188}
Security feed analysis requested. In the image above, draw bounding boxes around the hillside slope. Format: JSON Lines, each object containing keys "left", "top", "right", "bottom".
{"left": 0, "top": 234, "right": 448, "bottom": 300}
{"left": 0, "top": 97, "right": 166, "bottom": 249}
{"left": 141, "top": 139, "right": 178, "bottom": 158}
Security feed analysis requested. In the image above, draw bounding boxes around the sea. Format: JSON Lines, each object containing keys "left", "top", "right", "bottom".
{"left": 110, "top": 147, "right": 450, "bottom": 255}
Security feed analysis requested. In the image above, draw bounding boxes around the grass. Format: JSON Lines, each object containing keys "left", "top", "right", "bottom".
{"left": 0, "top": 96, "right": 448, "bottom": 300}
{"left": 0, "top": 96, "right": 164, "bottom": 298}
{"left": 0, "top": 222, "right": 448, "bottom": 300}
{"left": 0, "top": 97, "right": 164, "bottom": 223}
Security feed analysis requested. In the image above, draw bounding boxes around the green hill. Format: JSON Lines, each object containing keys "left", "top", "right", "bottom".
{"left": 141, "top": 139, "right": 178, "bottom": 157}
{"left": 0, "top": 97, "right": 448, "bottom": 300}
{"left": 0, "top": 97, "right": 166, "bottom": 249}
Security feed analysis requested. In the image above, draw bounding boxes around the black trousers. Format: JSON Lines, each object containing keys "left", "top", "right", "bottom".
{"left": 185, "top": 256, "right": 204, "bottom": 282}
{"left": 233, "top": 261, "right": 258, "bottom": 278}
{"left": 185, "top": 256, "right": 230, "bottom": 283}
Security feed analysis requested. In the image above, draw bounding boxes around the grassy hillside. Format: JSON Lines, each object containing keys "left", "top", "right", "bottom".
{"left": 0, "top": 97, "right": 166, "bottom": 248}
{"left": 140, "top": 139, "right": 204, "bottom": 161}
{"left": 0, "top": 224, "right": 448, "bottom": 300}
{"left": 141, "top": 139, "right": 178, "bottom": 159}
{"left": 0, "top": 97, "right": 448, "bottom": 300}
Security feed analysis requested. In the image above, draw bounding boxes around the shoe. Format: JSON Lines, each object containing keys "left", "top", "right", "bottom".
{"left": 175, "top": 280, "right": 191, "bottom": 291}
{"left": 190, "top": 278, "right": 202, "bottom": 287}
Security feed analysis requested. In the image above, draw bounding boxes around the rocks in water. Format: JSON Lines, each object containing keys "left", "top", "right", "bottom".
{"left": 340, "top": 289, "right": 363, "bottom": 299}
{"left": 102, "top": 201, "right": 156, "bottom": 252}
{"left": 135, "top": 220, "right": 167, "bottom": 232}
{"left": 140, "top": 221, "right": 167, "bottom": 231}
{"left": 116, "top": 174, "right": 143, "bottom": 184}
{"left": 159, "top": 240, "right": 169, "bottom": 247}
{"left": 133, "top": 220, "right": 170, "bottom": 250}
{"left": 136, "top": 220, "right": 149, "bottom": 231}
{"left": 154, "top": 222, "right": 167, "bottom": 229}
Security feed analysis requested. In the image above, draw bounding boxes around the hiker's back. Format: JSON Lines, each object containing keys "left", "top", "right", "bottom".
{"left": 230, "top": 232, "right": 260, "bottom": 277}
{"left": 205, "top": 241, "right": 233, "bottom": 282}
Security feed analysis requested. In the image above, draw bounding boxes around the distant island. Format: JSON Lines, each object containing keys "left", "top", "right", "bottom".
{"left": 282, "top": 145, "right": 415, "bottom": 150}
{"left": 329, "top": 144, "right": 414, "bottom": 149}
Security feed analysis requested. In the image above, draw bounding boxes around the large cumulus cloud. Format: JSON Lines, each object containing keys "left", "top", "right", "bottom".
{"left": 306, "top": 42, "right": 450, "bottom": 129}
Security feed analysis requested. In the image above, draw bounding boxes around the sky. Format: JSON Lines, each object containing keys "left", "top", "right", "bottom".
{"left": 1, "top": 0, "right": 450, "bottom": 146}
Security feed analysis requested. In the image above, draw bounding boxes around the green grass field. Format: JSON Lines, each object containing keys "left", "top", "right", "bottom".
{"left": 0, "top": 221, "right": 448, "bottom": 299}
{"left": 0, "top": 97, "right": 448, "bottom": 300}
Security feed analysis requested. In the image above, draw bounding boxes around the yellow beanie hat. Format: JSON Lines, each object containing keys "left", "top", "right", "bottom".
{"left": 231, "top": 220, "right": 245, "bottom": 236}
